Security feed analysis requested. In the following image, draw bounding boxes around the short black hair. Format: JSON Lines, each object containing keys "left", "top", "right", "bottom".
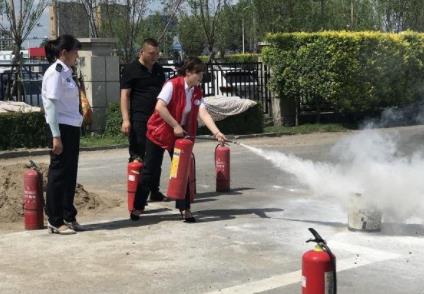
{"left": 177, "top": 57, "right": 205, "bottom": 76}
{"left": 143, "top": 38, "right": 159, "bottom": 48}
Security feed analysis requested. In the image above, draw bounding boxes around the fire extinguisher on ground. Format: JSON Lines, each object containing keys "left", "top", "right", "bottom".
{"left": 167, "top": 138, "right": 194, "bottom": 200}
{"left": 215, "top": 144, "right": 230, "bottom": 192}
{"left": 302, "top": 228, "right": 337, "bottom": 294}
{"left": 23, "top": 160, "right": 44, "bottom": 230}
{"left": 127, "top": 160, "right": 143, "bottom": 212}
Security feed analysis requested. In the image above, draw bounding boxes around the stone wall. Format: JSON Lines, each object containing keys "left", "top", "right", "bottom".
{"left": 78, "top": 38, "right": 120, "bottom": 132}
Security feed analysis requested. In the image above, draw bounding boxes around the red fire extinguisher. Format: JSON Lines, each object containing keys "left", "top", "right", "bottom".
{"left": 23, "top": 160, "right": 44, "bottom": 230}
{"left": 188, "top": 153, "right": 196, "bottom": 203}
{"left": 167, "top": 138, "right": 194, "bottom": 200}
{"left": 302, "top": 228, "right": 337, "bottom": 294}
{"left": 215, "top": 144, "right": 230, "bottom": 192}
{"left": 127, "top": 160, "right": 143, "bottom": 212}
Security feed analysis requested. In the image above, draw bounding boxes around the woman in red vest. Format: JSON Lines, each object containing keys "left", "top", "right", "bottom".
{"left": 131, "top": 57, "right": 226, "bottom": 223}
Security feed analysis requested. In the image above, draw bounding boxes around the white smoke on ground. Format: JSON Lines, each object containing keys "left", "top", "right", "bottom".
{"left": 241, "top": 128, "right": 424, "bottom": 222}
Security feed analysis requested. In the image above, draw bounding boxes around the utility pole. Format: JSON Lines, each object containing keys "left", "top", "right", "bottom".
{"left": 350, "top": 0, "right": 355, "bottom": 30}
{"left": 50, "top": 0, "right": 58, "bottom": 39}
{"left": 242, "top": 16, "right": 245, "bottom": 54}
{"left": 251, "top": 0, "right": 256, "bottom": 51}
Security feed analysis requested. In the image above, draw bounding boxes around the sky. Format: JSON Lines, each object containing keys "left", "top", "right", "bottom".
{"left": 26, "top": 1, "right": 164, "bottom": 48}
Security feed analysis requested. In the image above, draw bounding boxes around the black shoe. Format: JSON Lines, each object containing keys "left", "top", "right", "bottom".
{"left": 179, "top": 209, "right": 196, "bottom": 223}
{"left": 184, "top": 216, "right": 196, "bottom": 223}
{"left": 130, "top": 209, "right": 143, "bottom": 221}
{"left": 149, "top": 191, "right": 166, "bottom": 202}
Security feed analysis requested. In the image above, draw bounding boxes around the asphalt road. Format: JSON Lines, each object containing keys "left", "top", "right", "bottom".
{"left": 0, "top": 126, "right": 423, "bottom": 294}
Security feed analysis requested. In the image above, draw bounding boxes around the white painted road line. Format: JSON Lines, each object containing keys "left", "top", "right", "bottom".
{"left": 204, "top": 241, "right": 401, "bottom": 294}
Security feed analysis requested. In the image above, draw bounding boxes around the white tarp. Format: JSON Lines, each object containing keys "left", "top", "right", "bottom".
{"left": 0, "top": 101, "right": 41, "bottom": 113}
{"left": 199, "top": 95, "right": 257, "bottom": 126}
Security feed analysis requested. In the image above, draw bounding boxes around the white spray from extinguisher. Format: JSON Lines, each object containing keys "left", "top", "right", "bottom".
{"left": 238, "top": 126, "right": 424, "bottom": 223}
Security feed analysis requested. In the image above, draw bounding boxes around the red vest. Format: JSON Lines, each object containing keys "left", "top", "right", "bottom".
{"left": 146, "top": 76, "right": 203, "bottom": 150}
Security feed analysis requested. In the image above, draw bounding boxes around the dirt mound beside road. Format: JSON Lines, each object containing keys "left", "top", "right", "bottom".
{"left": 0, "top": 163, "right": 106, "bottom": 223}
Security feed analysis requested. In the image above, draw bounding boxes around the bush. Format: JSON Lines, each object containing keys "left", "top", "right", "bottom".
{"left": 199, "top": 53, "right": 260, "bottom": 63}
{"left": 198, "top": 104, "right": 263, "bottom": 135}
{"left": 262, "top": 31, "right": 424, "bottom": 114}
{"left": 0, "top": 112, "right": 48, "bottom": 150}
{"left": 104, "top": 102, "right": 123, "bottom": 137}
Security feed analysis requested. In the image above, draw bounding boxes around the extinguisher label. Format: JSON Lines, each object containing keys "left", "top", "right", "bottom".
{"left": 216, "top": 159, "right": 224, "bottom": 170}
{"left": 325, "top": 271, "right": 335, "bottom": 294}
{"left": 170, "top": 148, "right": 181, "bottom": 179}
{"left": 128, "top": 175, "right": 136, "bottom": 182}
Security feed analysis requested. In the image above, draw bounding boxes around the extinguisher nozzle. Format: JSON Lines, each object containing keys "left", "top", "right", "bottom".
{"left": 26, "top": 160, "right": 41, "bottom": 171}
{"left": 197, "top": 135, "right": 239, "bottom": 145}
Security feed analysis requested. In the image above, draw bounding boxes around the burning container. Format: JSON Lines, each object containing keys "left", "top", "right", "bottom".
{"left": 348, "top": 193, "right": 382, "bottom": 232}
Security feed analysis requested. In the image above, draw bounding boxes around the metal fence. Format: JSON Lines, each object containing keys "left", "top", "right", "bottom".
{"left": 0, "top": 63, "right": 48, "bottom": 106}
{"left": 120, "top": 61, "right": 272, "bottom": 115}
{"left": 1, "top": 61, "right": 273, "bottom": 115}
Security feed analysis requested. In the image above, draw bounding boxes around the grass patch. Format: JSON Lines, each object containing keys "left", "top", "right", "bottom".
{"left": 264, "top": 123, "right": 353, "bottom": 135}
{"left": 80, "top": 134, "right": 127, "bottom": 148}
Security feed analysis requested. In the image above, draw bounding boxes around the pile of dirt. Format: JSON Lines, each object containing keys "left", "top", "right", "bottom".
{"left": 0, "top": 163, "right": 104, "bottom": 223}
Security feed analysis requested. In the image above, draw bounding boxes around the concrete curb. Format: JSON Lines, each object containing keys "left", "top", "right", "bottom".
{"left": 0, "top": 133, "right": 292, "bottom": 159}
{"left": 0, "top": 144, "right": 129, "bottom": 159}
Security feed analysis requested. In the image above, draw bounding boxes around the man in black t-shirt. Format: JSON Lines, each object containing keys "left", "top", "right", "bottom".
{"left": 120, "top": 38, "right": 166, "bottom": 201}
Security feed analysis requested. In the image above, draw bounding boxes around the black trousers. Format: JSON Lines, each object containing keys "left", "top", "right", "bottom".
{"left": 129, "top": 119, "right": 161, "bottom": 193}
{"left": 46, "top": 124, "right": 80, "bottom": 227}
{"left": 133, "top": 138, "right": 190, "bottom": 211}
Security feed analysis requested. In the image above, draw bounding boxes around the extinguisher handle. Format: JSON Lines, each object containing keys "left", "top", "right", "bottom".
{"left": 306, "top": 227, "right": 326, "bottom": 244}
{"left": 26, "top": 160, "right": 41, "bottom": 172}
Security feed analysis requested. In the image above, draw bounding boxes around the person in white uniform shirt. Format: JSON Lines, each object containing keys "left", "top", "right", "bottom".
{"left": 42, "top": 35, "right": 83, "bottom": 235}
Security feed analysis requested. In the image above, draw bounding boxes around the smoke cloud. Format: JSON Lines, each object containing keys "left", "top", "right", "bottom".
{"left": 242, "top": 110, "right": 424, "bottom": 222}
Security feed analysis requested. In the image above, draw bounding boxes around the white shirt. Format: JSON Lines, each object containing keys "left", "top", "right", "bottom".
{"left": 157, "top": 80, "right": 205, "bottom": 125}
{"left": 42, "top": 60, "right": 83, "bottom": 127}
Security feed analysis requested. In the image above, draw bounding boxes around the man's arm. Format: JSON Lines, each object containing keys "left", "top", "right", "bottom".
{"left": 120, "top": 88, "right": 131, "bottom": 135}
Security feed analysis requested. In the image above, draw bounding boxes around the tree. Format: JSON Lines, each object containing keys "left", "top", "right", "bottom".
{"left": 178, "top": 14, "right": 205, "bottom": 56}
{"left": 375, "top": 0, "right": 424, "bottom": 32}
{"left": 78, "top": 0, "right": 101, "bottom": 37}
{"left": 0, "top": 0, "right": 48, "bottom": 101}
{"left": 215, "top": 3, "right": 243, "bottom": 54}
{"left": 185, "top": 0, "right": 231, "bottom": 61}
{"left": 79, "top": 0, "right": 151, "bottom": 63}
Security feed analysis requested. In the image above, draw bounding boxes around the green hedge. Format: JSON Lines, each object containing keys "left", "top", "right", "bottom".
{"left": 200, "top": 53, "right": 260, "bottom": 63}
{"left": 104, "top": 102, "right": 123, "bottom": 137}
{"left": 262, "top": 31, "right": 424, "bottom": 114}
{"left": 0, "top": 112, "right": 48, "bottom": 150}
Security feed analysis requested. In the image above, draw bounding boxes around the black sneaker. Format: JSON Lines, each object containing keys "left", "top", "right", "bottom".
{"left": 149, "top": 191, "right": 167, "bottom": 202}
{"left": 130, "top": 209, "right": 143, "bottom": 221}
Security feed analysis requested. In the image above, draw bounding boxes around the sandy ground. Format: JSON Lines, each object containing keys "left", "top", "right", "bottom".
{"left": 0, "top": 162, "right": 118, "bottom": 232}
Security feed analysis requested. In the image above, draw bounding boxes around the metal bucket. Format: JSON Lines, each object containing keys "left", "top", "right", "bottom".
{"left": 348, "top": 193, "right": 382, "bottom": 232}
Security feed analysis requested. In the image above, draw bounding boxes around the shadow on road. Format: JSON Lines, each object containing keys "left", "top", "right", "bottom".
{"left": 196, "top": 187, "right": 254, "bottom": 199}
{"left": 81, "top": 207, "right": 283, "bottom": 231}
{"left": 195, "top": 208, "right": 284, "bottom": 223}
{"left": 277, "top": 218, "right": 424, "bottom": 237}
{"left": 381, "top": 223, "right": 424, "bottom": 237}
